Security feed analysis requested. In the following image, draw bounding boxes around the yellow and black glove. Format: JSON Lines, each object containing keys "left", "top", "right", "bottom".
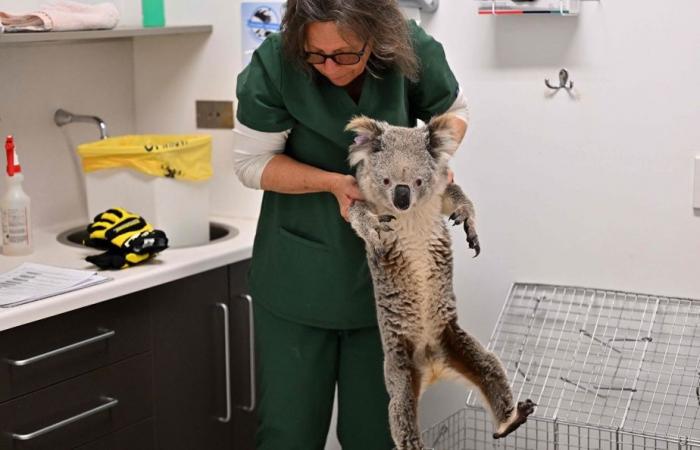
{"left": 84, "top": 207, "right": 169, "bottom": 269}
{"left": 84, "top": 207, "right": 147, "bottom": 248}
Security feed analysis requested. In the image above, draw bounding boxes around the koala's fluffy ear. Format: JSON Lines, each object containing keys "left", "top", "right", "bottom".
{"left": 345, "top": 116, "right": 383, "bottom": 167}
{"left": 427, "top": 113, "right": 459, "bottom": 161}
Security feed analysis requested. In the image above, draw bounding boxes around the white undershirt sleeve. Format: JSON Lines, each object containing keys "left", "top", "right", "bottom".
{"left": 232, "top": 118, "right": 290, "bottom": 190}
{"left": 446, "top": 86, "right": 469, "bottom": 125}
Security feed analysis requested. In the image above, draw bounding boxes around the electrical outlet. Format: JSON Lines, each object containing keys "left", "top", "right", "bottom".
{"left": 196, "top": 100, "right": 234, "bottom": 129}
{"left": 694, "top": 157, "right": 700, "bottom": 209}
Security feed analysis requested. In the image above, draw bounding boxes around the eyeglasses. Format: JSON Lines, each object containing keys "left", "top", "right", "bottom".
{"left": 304, "top": 43, "right": 367, "bottom": 65}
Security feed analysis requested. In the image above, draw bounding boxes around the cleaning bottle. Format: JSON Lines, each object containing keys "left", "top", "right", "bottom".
{"left": 1, "top": 135, "right": 32, "bottom": 255}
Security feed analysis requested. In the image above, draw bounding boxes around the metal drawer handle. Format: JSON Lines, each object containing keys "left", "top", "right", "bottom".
{"left": 236, "top": 294, "right": 256, "bottom": 412}
{"left": 215, "top": 303, "right": 232, "bottom": 423}
{"left": 4, "top": 327, "right": 116, "bottom": 367}
{"left": 10, "top": 395, "right": 119, "bottom": 441}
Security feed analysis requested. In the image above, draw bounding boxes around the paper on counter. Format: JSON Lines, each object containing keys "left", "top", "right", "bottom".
{"left": 0, "top": 262, "right": 111, "bottom": 308}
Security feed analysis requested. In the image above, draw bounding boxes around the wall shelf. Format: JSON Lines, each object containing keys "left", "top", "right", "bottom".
{"left": 477, "top": 0, "right": 581, "bottom": 16}
{"left": 0, "top": 25, "right": 212, "bottom": 45}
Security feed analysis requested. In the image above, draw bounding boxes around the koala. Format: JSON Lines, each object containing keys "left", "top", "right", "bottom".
{"left": 345, "top": 114, "right": 534, "bottom": 450}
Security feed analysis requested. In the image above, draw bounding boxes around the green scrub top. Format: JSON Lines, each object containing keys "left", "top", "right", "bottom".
{"left": 236, "top": 20, "right": 459, "bottom": 329}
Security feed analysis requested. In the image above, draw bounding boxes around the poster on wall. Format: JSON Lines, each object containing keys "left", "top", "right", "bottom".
{"left": 241, "top": 2, "right": 285, "bottom": 67}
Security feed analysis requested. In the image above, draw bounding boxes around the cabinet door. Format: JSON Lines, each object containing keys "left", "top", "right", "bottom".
{"left": 0, "top": 353, "right": 152, "bottom": 450}
{"left": 150, "top": 267, "right": 230, "bottom": 450}
{"left": 73, "top": 418, "right": 154, "bottom": 450}
{"left": 228, "top": 260, "right": 256, "bottom": 450}
{"left": 0, "top": 291, "right": 151, "bottom": 403}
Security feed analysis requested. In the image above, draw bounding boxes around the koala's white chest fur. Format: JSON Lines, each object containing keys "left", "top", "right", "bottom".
{"left": 372, "top": 197, "right": 456, "bottom": 347}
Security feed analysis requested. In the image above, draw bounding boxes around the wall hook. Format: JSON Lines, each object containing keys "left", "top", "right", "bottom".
{"left": 545, "top": 68, "right": 574, "bottom": 90}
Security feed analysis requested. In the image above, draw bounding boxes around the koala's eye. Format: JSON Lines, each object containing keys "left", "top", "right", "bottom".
{"left": 415, "top": 179, "right": 423, "bottom": 187}
{"left": 383, "top": 178, "right": 390, "bottom": 186}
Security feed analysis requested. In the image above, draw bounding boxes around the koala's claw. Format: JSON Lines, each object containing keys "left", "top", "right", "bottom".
{"left": 466, "top": 226, "right": 481, "bottom": 257}
{"left": 371, "top": 217, "right": 395, "bottom": 248}
{"left": 468, "top": 235, "right": 481, "bottom": 258}
{"left": 376, "top": 222, "right": 394, "bottom": 237}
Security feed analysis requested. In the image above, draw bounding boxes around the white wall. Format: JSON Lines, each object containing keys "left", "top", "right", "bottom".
{"left": 0, "top": 0, "right": 140, "bottom": 229}
{"left": 0, "top": 39, "right": 136, "bottom": 227}
{"left": 132, "top": 0, "right": 264, "bottom": 220}
{"left": 0, "top": 0, "right": 260, "bottom": 231}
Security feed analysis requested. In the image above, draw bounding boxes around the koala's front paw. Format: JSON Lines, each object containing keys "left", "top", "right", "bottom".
{"left": 449, "top": 209, "right": 480, "bottom": 257}
{"left": 348, "top": 204, "right": 396, "bottom": 254}
{"left": 368, "top": 215, "right": 396, "bottom": 252}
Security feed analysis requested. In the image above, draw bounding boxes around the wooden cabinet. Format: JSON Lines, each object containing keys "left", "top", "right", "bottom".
{"left": 150, "top": 266, "right": 232, "bottom": 449}
{"left": 149, "top": 259, "right": 255, "bottom": 450}
{"left": 74, "top": 419, "right": 154, "bottom": 450}
{"left": 0, "top": 260, "right": 256, "bottom": 450}
{"left": 228, "top": 260, "right": 256, "bottom": 450}
{"left": 0, "top": 353, "right": 153, "bottom": 450}
{"left": 0, "top": 290, "right": 151, "bottom": 403}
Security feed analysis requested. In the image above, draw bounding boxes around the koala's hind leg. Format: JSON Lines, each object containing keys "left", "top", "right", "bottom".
{"left": 440, "top": 319, "right": 535, "bottom": 439}
{"left": 441, "top": 183, "right": 480, "bottom": 256}
{"left": 384, "top": 340, "right": 425, "bottom": 450}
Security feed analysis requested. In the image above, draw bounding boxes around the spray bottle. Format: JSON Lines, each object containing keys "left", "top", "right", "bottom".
{"left": 1, "top": 135, "right": 32, "bottom": 255}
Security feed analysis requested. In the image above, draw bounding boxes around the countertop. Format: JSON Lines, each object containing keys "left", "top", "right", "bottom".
{"left": 0, "top": 216, "right": 256, "bottom": 332}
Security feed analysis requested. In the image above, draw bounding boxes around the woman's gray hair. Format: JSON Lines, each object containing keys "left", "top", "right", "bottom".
{"left": 281, "top": 0, "right": 420, "bottom": 82}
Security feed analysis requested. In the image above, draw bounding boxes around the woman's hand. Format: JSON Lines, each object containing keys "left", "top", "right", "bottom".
{"left": 329, "top": 174, "right": 365, "bottom": 221}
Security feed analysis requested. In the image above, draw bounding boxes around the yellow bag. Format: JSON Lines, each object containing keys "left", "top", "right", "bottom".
{"left": 77, "top": 135, "right": 212, "bottom": 181}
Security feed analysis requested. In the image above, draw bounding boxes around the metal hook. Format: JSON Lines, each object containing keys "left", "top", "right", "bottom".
{"left": 545, "top": 68, "right": 574, "bottom": 91}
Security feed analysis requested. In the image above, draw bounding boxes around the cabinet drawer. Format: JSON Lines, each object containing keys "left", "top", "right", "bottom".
{"left": 74, "top": 418, "right": 154, "bottom": 450}
{"left": 0, "top": 352, "right": 152, "bottom": 450}
{"left": 0, "top": 291, "right": 151, "bottom": 402}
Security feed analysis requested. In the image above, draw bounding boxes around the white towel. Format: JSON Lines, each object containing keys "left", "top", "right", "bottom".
{"left": 0, "top": 1, "right": 120, "bottom": 33}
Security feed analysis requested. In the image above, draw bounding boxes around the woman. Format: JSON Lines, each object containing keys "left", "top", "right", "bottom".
{"left": 233, "top": 1, "right": 468, "bottom": 448}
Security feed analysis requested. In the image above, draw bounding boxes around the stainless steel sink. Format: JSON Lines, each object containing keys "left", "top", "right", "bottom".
{"left": 56, "top": 221, "right": 238, "bottom": 249}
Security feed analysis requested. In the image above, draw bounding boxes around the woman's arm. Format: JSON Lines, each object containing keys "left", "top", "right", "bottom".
{"left": 261, "top": 154, "right": 363, "bottom": 220}
{"left": 233, "top": 120, "right": 363, "bottom": 220}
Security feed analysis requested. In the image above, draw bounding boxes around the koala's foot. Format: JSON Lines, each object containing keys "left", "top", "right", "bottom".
{"left": 492, "top": 399, "right": 536, "bottom": 439}
{"left": 395, "top": 438, "right": 427, "bottom": 450}
{"left": 449, "top": 209, "right": 480, "bottom": 257}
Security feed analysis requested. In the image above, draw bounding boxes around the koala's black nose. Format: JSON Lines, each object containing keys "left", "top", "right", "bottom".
{"left": 393, "top": 185, "right": 411, "bottom": 210}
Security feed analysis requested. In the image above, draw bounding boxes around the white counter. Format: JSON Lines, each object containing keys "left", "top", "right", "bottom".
{"left": 0, "top": 216, "right": 256, "bottom": 332}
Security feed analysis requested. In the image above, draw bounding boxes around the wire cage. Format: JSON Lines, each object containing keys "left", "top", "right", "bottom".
{"left": 422, "top": 282, "right": 700, "bottom": 450}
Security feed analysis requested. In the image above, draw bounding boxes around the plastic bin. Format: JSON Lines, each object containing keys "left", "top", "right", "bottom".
{"left": 77, "top": 135, "right": 212, "bottom": 248}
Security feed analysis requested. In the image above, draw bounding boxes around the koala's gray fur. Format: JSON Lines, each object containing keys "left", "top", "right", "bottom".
{"left": 346, "top": 114, "right": 534, "bottom": 450}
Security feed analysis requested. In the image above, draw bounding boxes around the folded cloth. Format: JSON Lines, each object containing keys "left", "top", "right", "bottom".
{"left": 0, "top": 0, "right": 119, "bottom": 33}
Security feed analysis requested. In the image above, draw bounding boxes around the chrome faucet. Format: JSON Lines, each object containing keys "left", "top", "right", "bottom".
{"left": 54, "top": 109, "right": 109, "bottom": 140}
